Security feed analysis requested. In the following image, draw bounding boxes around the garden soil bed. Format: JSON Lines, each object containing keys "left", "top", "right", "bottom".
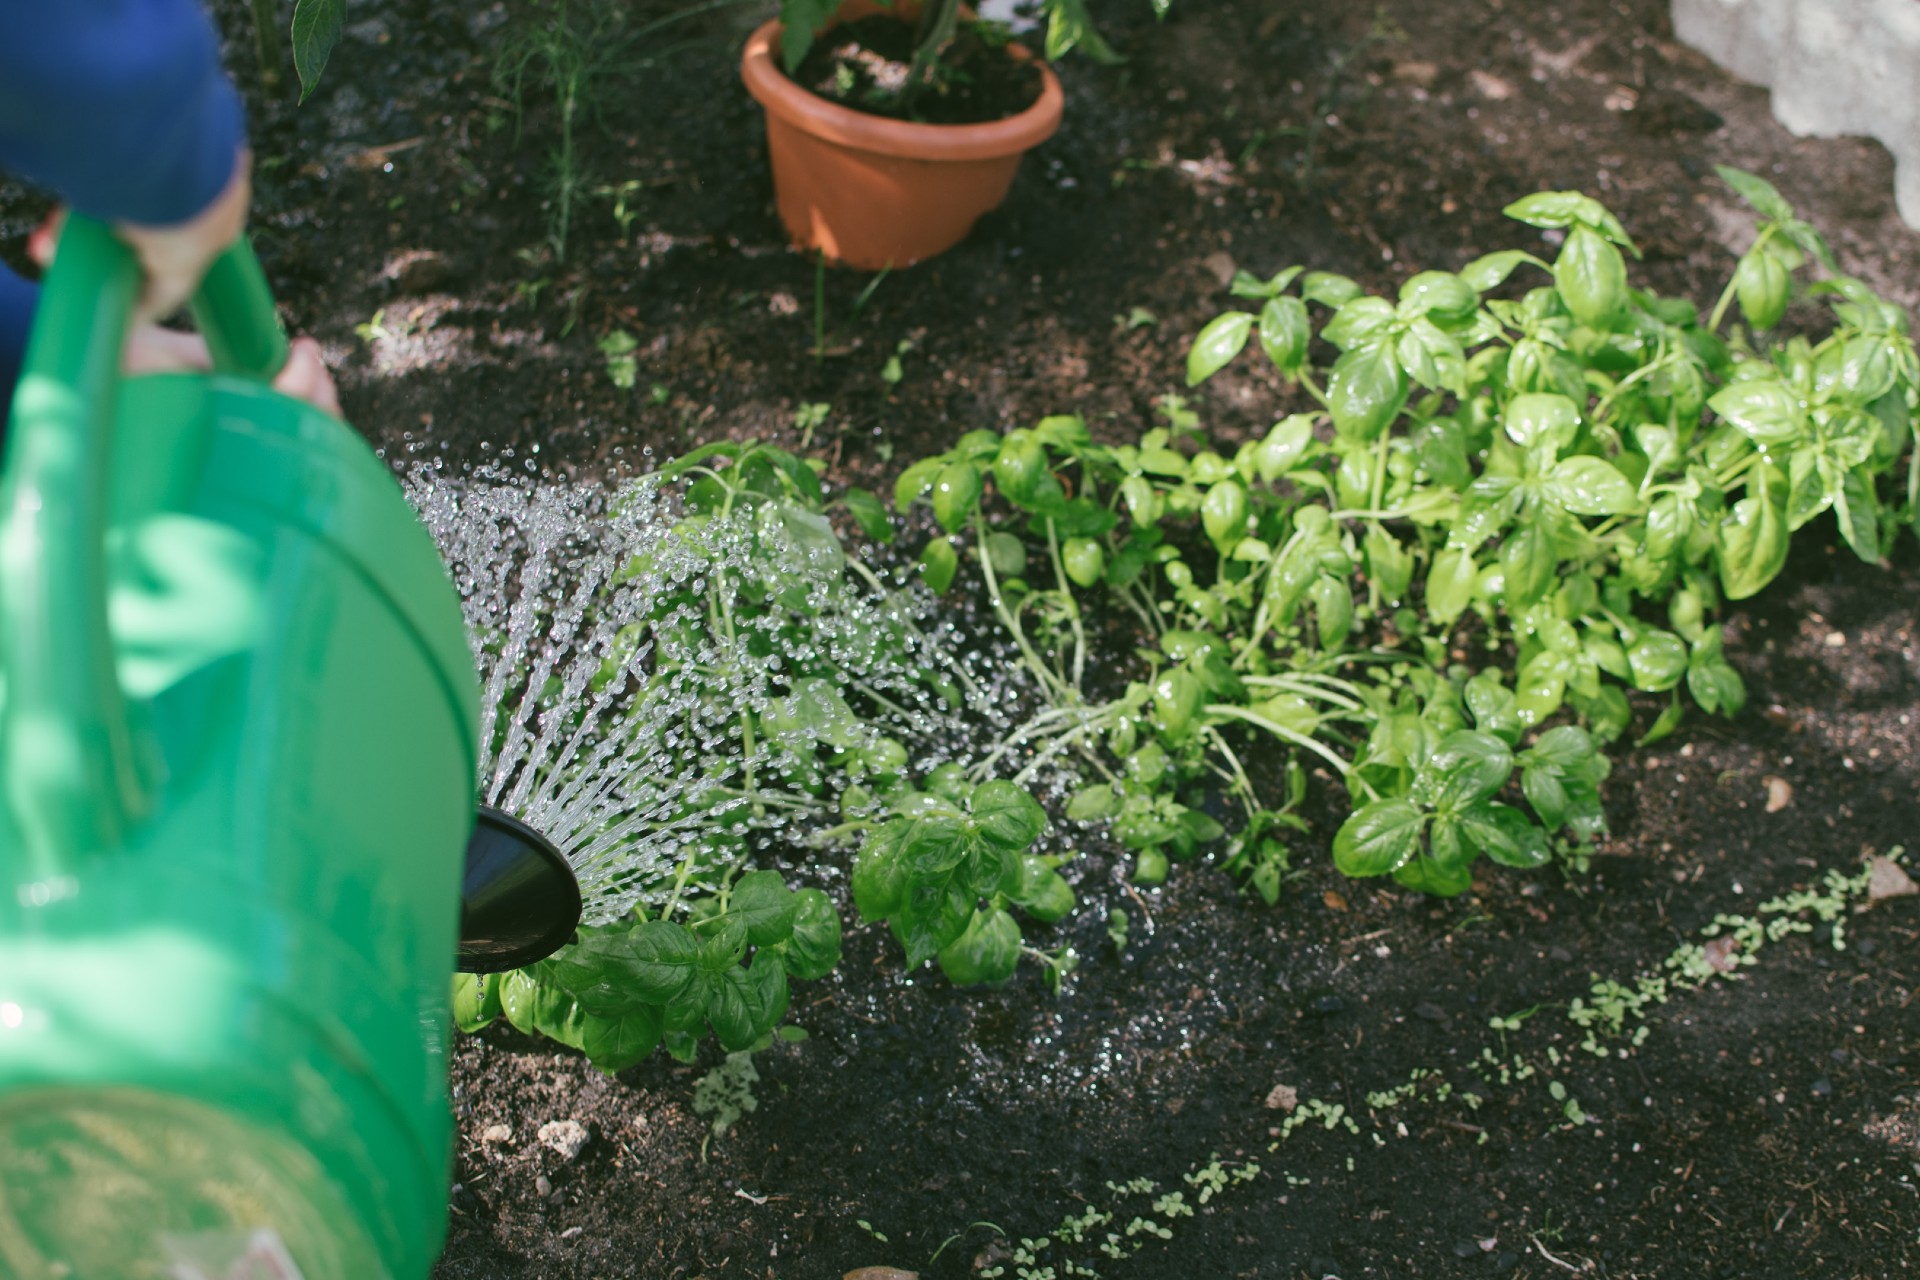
{"left": 6, "top": 0, "right": 1919, "bottom": 1276}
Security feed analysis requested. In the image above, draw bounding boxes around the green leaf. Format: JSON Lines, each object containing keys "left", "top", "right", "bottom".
{"left": 1460, "top": 250, "right": 1545, "bottom": 292}
{"left": 1459, "top": 802, "right": 1550, "bottom": 868}
{"left": 1393, "top": 854, "right": 1473, "bottom": 897}
{"left": 894, "top": 457, "right": 942, "bottom": 512}
{"left": 291, "top": 0, "right": 346, "bottom": 101}
{"left": 1686, "top": 631, "right": 1748, "bottom": 717}
{"left": 452, "top": 973, "right": 502, "bottom": 1033}
{"left": 1364, "top": 525, "right": 1414, "bottom": 602}
{"left": 1715, "top": 165, "right": 1794, "bottom": 222}
{"left": 707, "top": 953, "right": 789, "bottom": 1051}
{"left": 1301, "top": 272, "right": 1363, "bottom": 307}
{"left": 728, "top": 870, "right": 798, "bottom": 947}
{"left": 1016, "top": 868, "right": 1077, "bottom": 924}
{"left": 1833, "top": 464, "right": 1883, "bottom": 563}
{"left": 1397, "top": 271, "right": 1478, "bottom": 323}
{"left": 1067, "top": 784, "right": 1120, "bottom": 821}
{"left": 1503, "top": 393, "right": 1580, "bottom": 453}
{"left": 1716, "top": 465, "right": 1789, "bottom": 600}
{"left": 931, "top": 463, "right": 982, "bottom": 532}
{"left": 844, "top": 487, "right": 894, "bottom": 543}
{"left": 1525, "top": 725, "right": 1595, "bottom": 768}
{"left": 1626, "top": 629, "right": 1689, "bottom": 692}
{"left": 852, "top": 833, "right": 907, "bottom": 921}
{"left": 1044, "top": 0, "right": 1121, "bottom": 62}
{"left": 971, "top": 780, "right": 1048, "bottom": 851}
{"left": 1554, "top": 225, "right": 1628, "bottom": 329}
{"left": 781, "top": 888, "right": 842, "bottom": 980}
{"left": 1426, "top": 730, "right": 1515, "bottom": 810}
{"left": 1332, "top": 799, "right": 1425, "bottom": 877}
{"left": 937, "top": 908, "right": 1023, "bottom": 986}
{"left": 619, "top": 921, "right": 704, "bottom": 1006}
{"left": 919, "top": 537, "right": 959, "bottom": 593}
{"left": 1734, "top": 251, "right": 1791, "bottom": 331}
{"left": 1255, "top": 415, "right": 1316, "bottom": 480}
{"left": 1328, "top": 343, "right": 1408, "bottom": 442}
{"left": 895, "top": 877, "right": 975, "bottom": 970}
{"left": 1546, "top": 457, "right": 1639, "bottom": 515}
{"left": 1258, "top": 296, "right": 1310, "bottom": 374}
{"left": 1322, "top": 297, "right": 1395, "bottom": 350}
{"left": 1707, "top": 381, "right": 1804, "bottom": 446}
{"left": 1426, "top": 548, "right": 1478, "bottom": 624}
{"left": 1187, "top": 312, "right": 1255, "bottom": 385}
{"left": 1500, "top": 520, "right": 1557, "bottom": 606}
{"left": 580, "top": 1005, "right": 662, "bottom": 1073}
{"left": 1307, "top": 575, "right": 1353, "bottom": 650}
{"left": 1635, "top": 693, "right": 1686, "bottom": 747}
{"left": 1522, "top": 766, "right": 1570, "bottom": 831}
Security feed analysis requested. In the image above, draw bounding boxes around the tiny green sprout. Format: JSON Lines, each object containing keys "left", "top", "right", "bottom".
{"left": 1106, "top": 908, "right": 1130, "bottom": 953}
{"left": 647, "top": 381, "right": 671, "bottom": 406}
{"left": 1114, "top": 306, "right": 1158, "bottom": 331}
{"left": 881, "top": 337, "right": 913, "bottom": 386}
{"left": 855, "top": 1218, "right": 890, "bottom": 1244}
{"left": 597, "top": 330, "right": 639, "bottom": 390}
{"left": 793, "top": 401, "right": 831, "bottom": 448}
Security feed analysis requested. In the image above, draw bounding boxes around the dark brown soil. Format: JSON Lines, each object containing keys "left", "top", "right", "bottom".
{"left": 792, "top": 16, "right": 1045, "bottom": 125}
{"left": 5, "top": 0, "right": 1918, "bottom": 1277}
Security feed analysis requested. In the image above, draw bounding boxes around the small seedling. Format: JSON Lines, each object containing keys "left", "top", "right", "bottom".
{"left": 598, "top": 330, "right": 639, "bottom": 390}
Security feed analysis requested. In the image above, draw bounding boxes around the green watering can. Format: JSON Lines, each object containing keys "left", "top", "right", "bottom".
{"left": 0, "top": 219, "right": 581, "bottom": 1280}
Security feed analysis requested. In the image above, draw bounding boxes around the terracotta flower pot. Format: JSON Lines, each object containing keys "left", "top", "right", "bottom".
{"left": 741, "top": 1, "right": 1064, "bottom": 270}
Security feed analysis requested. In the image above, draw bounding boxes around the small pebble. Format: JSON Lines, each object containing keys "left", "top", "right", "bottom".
{"left": 1811, "top": 1078, "right": 1832, "bottom": 1098}
{"left": 538, "top": 1119, "right": 590, "bottom": 1161}
{"left": 535, "top": 1174, "right": 554, "bottom": 1197}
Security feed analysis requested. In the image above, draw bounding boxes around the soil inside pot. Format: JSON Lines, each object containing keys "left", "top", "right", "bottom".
{"left": 789, "top": 16, "right": 1044, "bottom": 125}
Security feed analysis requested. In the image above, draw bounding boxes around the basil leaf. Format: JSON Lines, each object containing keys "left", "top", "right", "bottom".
{"left": 844, "top": 487, "right": 894, "bottom": 542}
{"left": 919, "top": 537, "right": 959, "bottom": 594}
{"left": 1426, "top": 547, "right": 1478, "bottom": 625}
{"left": 1459, "top": 802, "right": 1551, "bottom": 868}
{"left": 1328, "top": 343, "right": 1409, "bottom": 442}
{"left": 1716, "top": 464, "right": 1789, "bottom": 600}
{"left": 1187, "top": 312, "right": 1255, "bottom": 385}
{"left": 931, "top": 463, "right": 983, "bottom": 532}
{"left": 936, "top": 908, "right": 1022, "bottom": 987}
{"left": 1708, "top": 381, "right": 1804, "bottom": 446}
{"left": 1426, "top": 730, "right": 1515, "bottom": 810}
{"left": 581, "top": 1004, "right": 662, "bottom": 1073}
{"left": 1554, "top": 225, "right": 1628, "bottom": 329}
{"left": 1500, "top": 520, "right": 1557, "bottom": 607}
{"left": 780, "top": 888, "right": 842, "bottom": 980}
{"left": 728, "top": 870, "right": 797, "bottom": 947}
{"left": 1546, "top": 457, "right": 1639, "bottom": 515}
{"left": 1332, "top": 799, "right": 1425, "bottom": 876}
{"left": 1258, "top": 296, "right": 1310, "bottom": 374}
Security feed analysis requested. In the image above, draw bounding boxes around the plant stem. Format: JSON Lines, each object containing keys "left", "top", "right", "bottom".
{"left": 973, "top": 514, "right": 1073, "bottom": 705}
{"left": 1044, "top": 517, "right": 1089, "bottom": 694}
{"left": 251, "top": 0, "right": 283, "bottom": 90}
{"left": 1203, "top": 703, "right": 1353, "bottom": 777}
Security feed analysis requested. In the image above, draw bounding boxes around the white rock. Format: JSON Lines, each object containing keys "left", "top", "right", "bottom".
{"left": 537, "top": 1119, "right": 590, "bottom": 1161}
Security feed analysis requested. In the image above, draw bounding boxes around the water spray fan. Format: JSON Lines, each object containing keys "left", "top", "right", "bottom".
{"left": 0, "top": 220, "right": 578, "bottom": 1280}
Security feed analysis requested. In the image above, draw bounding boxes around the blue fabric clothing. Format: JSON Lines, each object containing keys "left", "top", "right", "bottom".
{"left": 0, "top": 0, "right": 246, "bottom": 420}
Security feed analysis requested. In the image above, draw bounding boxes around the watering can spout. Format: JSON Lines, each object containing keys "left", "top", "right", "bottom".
{"left": 456, "top": 806, "right": 582, "bottom": 973}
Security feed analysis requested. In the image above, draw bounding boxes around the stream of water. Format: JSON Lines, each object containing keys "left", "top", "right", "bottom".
{"left": 406, "top": 463, "right": 1032, "bottom": 924}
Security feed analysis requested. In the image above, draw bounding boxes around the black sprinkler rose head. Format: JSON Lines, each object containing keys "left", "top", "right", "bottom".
{"left": 456, "top": 806, "right": 583, "bottom": 973}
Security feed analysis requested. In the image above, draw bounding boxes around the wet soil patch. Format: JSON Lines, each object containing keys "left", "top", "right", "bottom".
{"left": 4, "top": 0, "right": 1917, "bottom": 1275}
{"left": 792, "top": 17, "right": 1045, "bottom": 125}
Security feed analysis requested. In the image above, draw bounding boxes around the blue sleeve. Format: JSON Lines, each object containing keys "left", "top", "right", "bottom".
{"left": 0, "top": 264, "right": 37, "bottom": 426}
{"left": 0, "top": 0, "right": 246, "bottom": 226}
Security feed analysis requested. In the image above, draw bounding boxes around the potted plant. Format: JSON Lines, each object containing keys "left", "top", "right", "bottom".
{"left": 740, "top": 0, "right": 1131, "bottom": 269}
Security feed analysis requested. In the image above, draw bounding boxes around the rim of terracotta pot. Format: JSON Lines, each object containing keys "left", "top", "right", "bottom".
{"left": 741, "top": 16, "right": 1064, "bottom": 162}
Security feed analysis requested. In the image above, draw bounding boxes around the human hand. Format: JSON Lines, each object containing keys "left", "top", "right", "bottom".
{"left": 122, "top": 327, "right": 342, "bottom": 418}
{"left": 30, "top": 149, "right": 252, "bottom": 324}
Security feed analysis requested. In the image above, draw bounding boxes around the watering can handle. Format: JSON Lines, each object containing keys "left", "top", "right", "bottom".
{"left": 0, "top": 217, "right": 288, "bottom": 876}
